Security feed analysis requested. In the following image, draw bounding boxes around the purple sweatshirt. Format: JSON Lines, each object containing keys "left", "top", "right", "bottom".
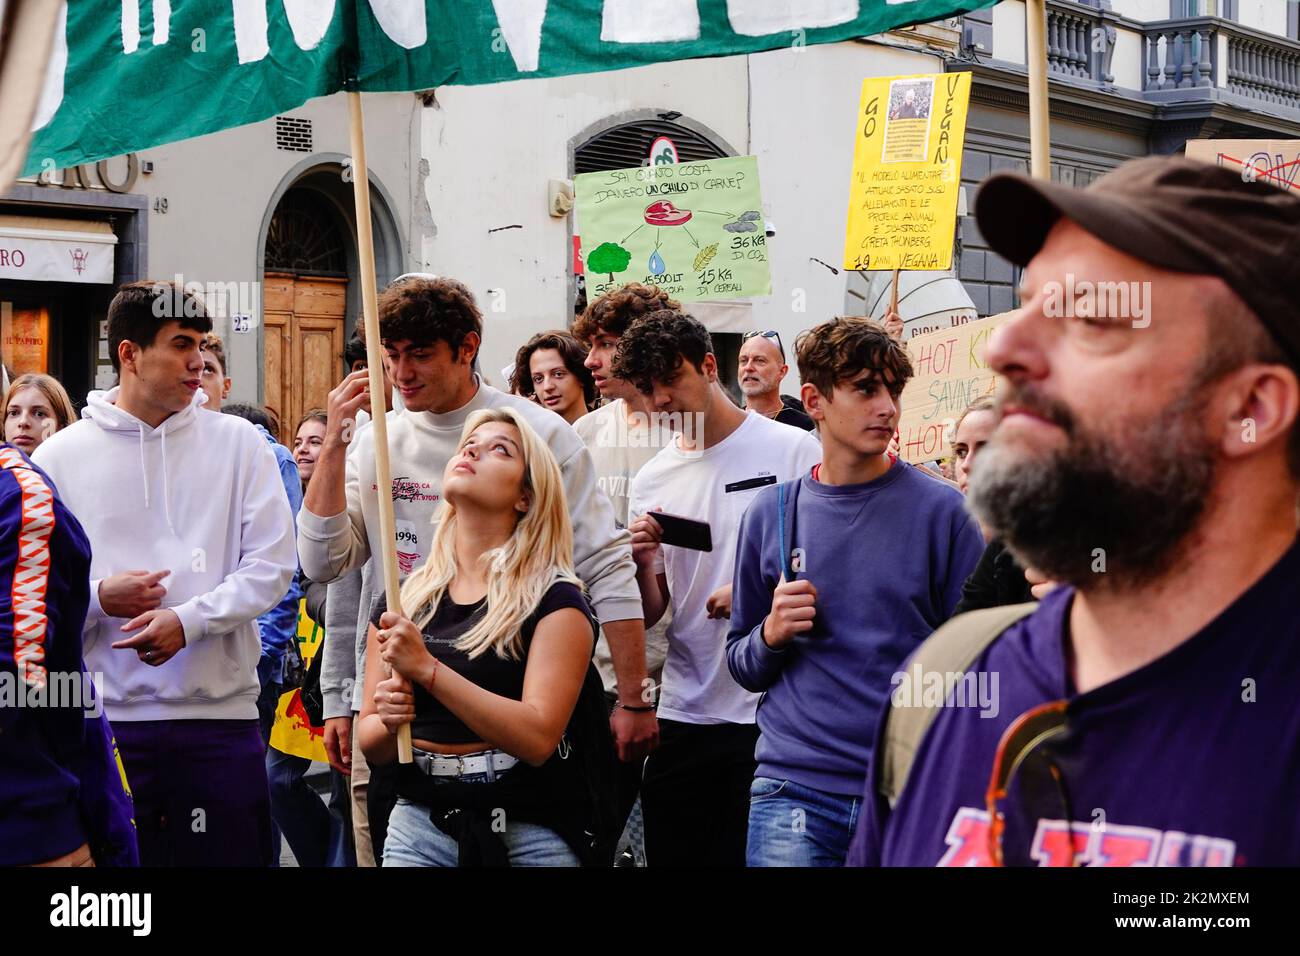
{"left": 726, "top": 460, "right": 984, "bottom": 796}
{"left": 849, "top": 538, "right": 1300, "bottom": 867}
{"left": 0, "top": 446, "right": 136, "bottom": 865}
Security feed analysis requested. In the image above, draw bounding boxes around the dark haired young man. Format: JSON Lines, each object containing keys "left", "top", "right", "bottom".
{"left": 617, "top": 310, "right": 821, "bottom": 867}
{"left": 726, "top": 317, "right": 983, "bottom": 866}
{"left": 298, "top": 275, "right": 656, "bottom": 799}
{"left": 510, "top": 329, "right": 596, "bottom": 425}
{"left": 33, "top": 280, "right": 298, "bottom": 866}
{"left": 343, "top": 329, "right": 367, "bottom": 375}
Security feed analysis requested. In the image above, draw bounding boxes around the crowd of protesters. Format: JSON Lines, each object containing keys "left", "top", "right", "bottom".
{"left": 3, "top": 155, "right": 1300, "bottom": 868}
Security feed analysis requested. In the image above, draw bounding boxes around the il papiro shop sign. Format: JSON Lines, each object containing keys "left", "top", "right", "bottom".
{"left": 897, "top": 311, "right": 1011, "bottom": 464}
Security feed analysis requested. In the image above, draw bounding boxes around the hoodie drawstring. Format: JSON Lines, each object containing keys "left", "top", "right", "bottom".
{"left": 159, "top": 426, "right": 176, "bottom": 537}
{"left": 136, "top": 422, "right": 178, "bottom": 537}
{"left": 137, "top": 424, "right": 149, "bottom": 510}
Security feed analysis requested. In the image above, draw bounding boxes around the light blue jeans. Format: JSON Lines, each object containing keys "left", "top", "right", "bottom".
{"left": 746, "top": 776, "right": 861, "bottom": 867}
{"left": 382, "top": 776, "right": 579, "bottom": 868}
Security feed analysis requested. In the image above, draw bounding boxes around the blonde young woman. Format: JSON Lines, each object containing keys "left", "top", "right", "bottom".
{"left": 359, "top": 407, "right": 613, "bottom": 867}
{"left": 4, "top": 373, "right": 77, "bottom": 455}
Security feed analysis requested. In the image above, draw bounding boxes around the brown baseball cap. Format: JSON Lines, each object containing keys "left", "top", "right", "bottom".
{"left": 974, "top": 156, "right": 1300, "bottom": 363}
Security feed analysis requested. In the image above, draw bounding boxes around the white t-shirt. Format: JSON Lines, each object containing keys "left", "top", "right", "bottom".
{"left": 630, "top": 411, "right": 822, "bottom": 725}
{"left": 575, "top": 399, "right": 676, "bottom": 695}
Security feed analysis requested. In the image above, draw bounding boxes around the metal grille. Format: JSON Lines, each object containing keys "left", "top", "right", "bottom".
{"left": 264, "top": 189, "right": 347, "bottom": 274}
{"left": 574, "top": 119, "right": 728, "bottom": 173}
{"left": 275, "top": 116, "right": 313, "bottom": 152}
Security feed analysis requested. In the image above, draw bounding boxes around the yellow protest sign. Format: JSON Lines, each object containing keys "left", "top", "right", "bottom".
{"left": 1184, "top": 139, "right": 1300, "bottom": 194}
{"left": 843, "top": 72, "right": 972, "bottom": 272}
{"left": 269, "top": 600, "right": 328, "bottom": 763}
{"left": 897, "top": 312, "right": 1012, "bottom": 464}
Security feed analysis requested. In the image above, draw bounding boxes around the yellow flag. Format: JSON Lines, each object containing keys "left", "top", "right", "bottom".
{"left": 268, "top": 600, "right": 329, "bottom": 762}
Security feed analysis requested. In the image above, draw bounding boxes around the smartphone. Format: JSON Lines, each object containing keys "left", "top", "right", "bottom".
{"left": 648, "top": 511, "right": 713, "bottom": 552}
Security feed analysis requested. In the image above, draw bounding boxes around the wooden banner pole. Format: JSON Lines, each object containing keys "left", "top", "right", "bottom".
{"left": 1026, "top": 0, "right": 1051, "bottom": 180}
{"left": 346, "top": 90, "right": 412, "bottom": 765}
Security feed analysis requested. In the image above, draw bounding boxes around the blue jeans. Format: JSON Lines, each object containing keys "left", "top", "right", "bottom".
{"left": 745, "top": 776, "right": 861, "bottom": 867}
{"left": 383, "top": 776, "right": 579, "bottom": 867}
{"left": 267, "top": 748, "right": 351, "bottom": 867}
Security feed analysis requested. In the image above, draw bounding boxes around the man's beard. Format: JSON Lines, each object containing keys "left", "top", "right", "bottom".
{"left": 967, "top": 382, "right": 1217, "bottom": 590}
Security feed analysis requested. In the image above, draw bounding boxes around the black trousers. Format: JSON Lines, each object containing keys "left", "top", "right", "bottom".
{"left": 641, "top": 719, "right": 760, "bottom": 867}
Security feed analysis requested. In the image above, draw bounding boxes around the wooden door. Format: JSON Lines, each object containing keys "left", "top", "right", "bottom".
{"left": 262, "top": 271, "right": 346, "bottom": 445}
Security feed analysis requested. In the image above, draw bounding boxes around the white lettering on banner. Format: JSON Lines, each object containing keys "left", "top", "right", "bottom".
{"left": 367, "top": 0, "right": 427, "bottom": 49}
{"left": 232, "top": 0, "right": 342, "bottom": 65}
{"left": 31, "top": 2, "right": 68, "bottom": 132}
{"left": 282, "top": 0, "right": 336, "bottom": 51}
{"left": 491, "top": 0, "right": 548, "bottom": 72}
{"left": 122, "top": 0, "right": 171, "bottom": 55}
{"left": 601, "top": 0, "right": 701, "bottom": 43}
{"left": 726, "top": 0, "right": 858, "bottom": 36}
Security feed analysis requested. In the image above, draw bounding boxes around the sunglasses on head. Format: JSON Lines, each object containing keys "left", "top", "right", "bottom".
{"left": 742, "top": 329, "right": 785, "bottom": 360}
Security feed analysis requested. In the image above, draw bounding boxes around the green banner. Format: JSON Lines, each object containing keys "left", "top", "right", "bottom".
{"left": 576, "top": 155, "right": 770, "bottom": 302}
{"left": 22, "top": 1, "right": 994, "bottom": 178}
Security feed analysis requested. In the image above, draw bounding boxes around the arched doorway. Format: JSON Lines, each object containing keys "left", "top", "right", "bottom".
{"left": 263, "top": 187, "right": 349, "bottom": 443}
{"left": 258, "top": 159, "right": 404, "bottom": 442}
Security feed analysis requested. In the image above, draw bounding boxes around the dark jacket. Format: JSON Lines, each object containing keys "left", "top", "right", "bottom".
{"left": 953, "top": 537, "right": 1035, "bottom": 615}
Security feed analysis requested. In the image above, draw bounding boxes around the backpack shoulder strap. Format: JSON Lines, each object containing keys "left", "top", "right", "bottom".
{"left": 877, "top": 602, "right": 1037, "bottom": 807}
{"left": 776, "top": 476, "right": 801, "bottom": 581}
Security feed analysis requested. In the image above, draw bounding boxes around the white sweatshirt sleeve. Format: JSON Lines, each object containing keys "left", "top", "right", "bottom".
{"left": 557, "top": 442, "right": 643, "bottom": 625}
{"left": 296, "top": 434, "right": 372, "bottom": 584}
{"left": 172, "top": 434, "right": 298, "bottom": 644}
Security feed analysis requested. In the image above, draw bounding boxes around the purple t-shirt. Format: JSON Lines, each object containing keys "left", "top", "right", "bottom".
{"left": 848, "top": 538, "right": 1300, "bottom": 867}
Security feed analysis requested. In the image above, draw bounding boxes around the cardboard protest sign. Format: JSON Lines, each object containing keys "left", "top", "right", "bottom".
{"left": 575, "top": 155, "right": 771, "bottom": 303}
{"left": 897, "top": 311, "right": 1012, "bottom": 464}
{"left": 1184, "top": 140, "right": 1300, "bottom": 194}
{"left": 843, "top": 71, "right": 972, "bottom": 272}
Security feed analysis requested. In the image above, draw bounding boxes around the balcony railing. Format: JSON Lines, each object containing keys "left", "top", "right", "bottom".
{"left": 1047, "top": 1, "right": 1115, "bottom": 86}
{"left": 1034, "top": 1, "right": 1300, "bottom": 117}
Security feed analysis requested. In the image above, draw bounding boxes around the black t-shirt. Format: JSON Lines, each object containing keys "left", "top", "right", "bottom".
{"left": 774, "top": 406, "right": 815, "bottom": 431}
{"left": 371, "top": 580, "right": 597, "bottom": 744}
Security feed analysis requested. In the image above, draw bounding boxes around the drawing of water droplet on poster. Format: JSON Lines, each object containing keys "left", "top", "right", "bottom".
{"left": 574, "top": 154, "right": 772, "bottom": 303}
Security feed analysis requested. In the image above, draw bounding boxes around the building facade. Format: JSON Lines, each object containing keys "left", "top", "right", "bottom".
{"left": 0, "top": 91, "right": 421, "bottom": 439}
{"left": 956, "top": 0, "right": 1300, "bottom": 313}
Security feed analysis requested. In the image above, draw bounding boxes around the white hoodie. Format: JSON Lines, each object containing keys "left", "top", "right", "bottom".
{"left": 32, "top": 387, "right": 298, "bottom": 721}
